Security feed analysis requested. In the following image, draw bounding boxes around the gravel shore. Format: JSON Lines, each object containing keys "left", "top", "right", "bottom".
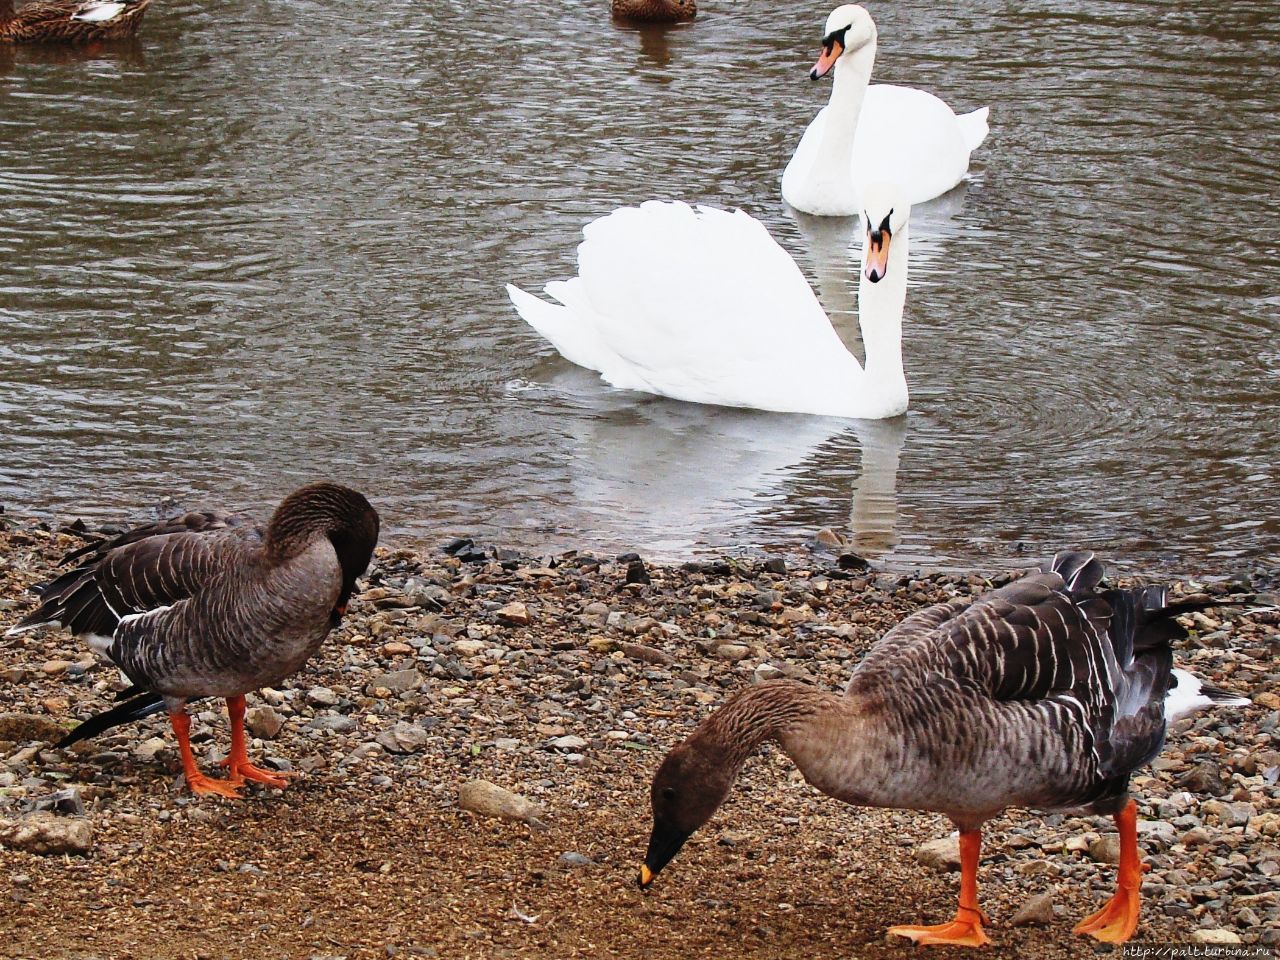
{"left": 1, "top": 514, "right": 1277, "bottom": 959}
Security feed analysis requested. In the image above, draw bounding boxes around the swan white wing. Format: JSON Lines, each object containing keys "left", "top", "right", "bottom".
{"left": 512, "top": 202, "right": 864, "bottom": 416}
{"left": 784, "top": 85, "right": 987, "bottom": 213}
{"left": 852, "top": 85, "right": 977, "bottom": 205}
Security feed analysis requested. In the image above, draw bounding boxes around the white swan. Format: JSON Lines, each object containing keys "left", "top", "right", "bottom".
{"left": 506, "top": 184, "right": 912, "bottom": 420}
{"left": 781, "top": 4, "right": 989, "bottom": 217}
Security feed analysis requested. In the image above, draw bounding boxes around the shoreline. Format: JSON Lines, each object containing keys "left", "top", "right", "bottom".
{"left": 0, "top": 512, "right": 1277, "bottom": 958}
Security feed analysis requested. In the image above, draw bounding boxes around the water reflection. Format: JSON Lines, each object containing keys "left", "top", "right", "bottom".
{"left": 531, "top": 365, "right": 905, "bottom": 558}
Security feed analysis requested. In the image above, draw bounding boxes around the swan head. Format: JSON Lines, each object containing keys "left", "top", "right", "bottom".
{"left": 860, "top": 182, "right": 910, "bottom": 284}
{"left": 810, "top": 4, "right": 876, "bottom": 80}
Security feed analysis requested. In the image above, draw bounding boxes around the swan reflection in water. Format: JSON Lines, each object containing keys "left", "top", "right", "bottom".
{"left": 522, "top": 366, "right": 906, "bottom": 558}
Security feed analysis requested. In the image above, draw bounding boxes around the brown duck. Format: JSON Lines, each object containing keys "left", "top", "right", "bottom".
{"left": 611, "top": 0, "right": 694, "bottom": 24}
{"left": 640, "top": 551, "right": 1249, "bottom": 946}
{"left": 8, "top": 483, "right": 379, "bottom": 798}
{"left": 1, "top": 0, "right": 150, "bottom": 43}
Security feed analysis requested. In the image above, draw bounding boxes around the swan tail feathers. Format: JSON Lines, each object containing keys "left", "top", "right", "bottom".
{"left": 957, "top": 106, "right": 990, "bottom": 152}
{"left": 506, "top": 282, "right": 617, "bottom": 376}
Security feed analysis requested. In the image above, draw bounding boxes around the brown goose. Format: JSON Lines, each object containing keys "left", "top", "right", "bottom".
{"left": 8, "top": 483, "right": 379, "bottom": 798}
{"left": 611, "top": 0, "right": 694, "bottom": 24}
{"left": 1, "top": 0, "right": 150, "bottom": 43}
{"left": 640, "top": 552, "right": 1249, "bottom": 946}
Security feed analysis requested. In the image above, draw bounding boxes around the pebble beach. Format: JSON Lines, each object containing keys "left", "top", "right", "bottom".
{"left": 1, "top": 514, "right": 1278, "bottom": 959}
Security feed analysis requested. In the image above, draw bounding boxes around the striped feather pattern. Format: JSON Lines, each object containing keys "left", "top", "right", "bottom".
{"left": 0, "top": 0, "right": 149, "bottom": 42}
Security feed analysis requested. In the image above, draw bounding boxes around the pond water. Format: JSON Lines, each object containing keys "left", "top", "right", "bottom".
{"left": 1, "top": 0, "right": 1277, "bottom": 575}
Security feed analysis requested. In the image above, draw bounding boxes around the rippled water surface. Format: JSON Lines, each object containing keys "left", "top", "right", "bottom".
{"left": 2, "top": 0, "right": 1277, "bottom": 574}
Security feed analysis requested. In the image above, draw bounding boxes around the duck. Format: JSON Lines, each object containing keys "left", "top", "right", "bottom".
{"left": 611, "top": 0, "right": 694, "bottom": 23}
{"left": 639, "top": 551, "right": 1250, "bottom": 946}
{"left": 7, "top": 482, "right": 380, "bottom": 798}
{"left": 0, "top": 0, "right": 150, "bottom": 42}
{"left": 781, "top": 5, "right": 989, "bottom": 216}
{"left": 507, "top": 183, "right": 911, "bottom": 420}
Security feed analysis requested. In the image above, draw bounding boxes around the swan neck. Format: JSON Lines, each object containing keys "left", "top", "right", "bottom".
{"left": 819, "top": 42, "right": 876, "bottom": 157}
{"left": 859, "top": 224, "right": 908, "bottom": 383}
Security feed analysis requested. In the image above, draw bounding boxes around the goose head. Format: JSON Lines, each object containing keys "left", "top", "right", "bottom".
{"left": 265, "top": 482, "right": 380, "bottom": 612}
{"left": 810, "top": 4, "right": 876, "bottom": 80}
{"left": 860, "top": 182, "right": 910, "bottom": 284}
{"left": 638, "top": 725, "right": 739, "bottom": 887}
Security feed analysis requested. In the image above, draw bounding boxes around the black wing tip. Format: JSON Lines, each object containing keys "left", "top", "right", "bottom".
{"left": 54, "top": 690, "right": 166, "bottom": 748}
{"left": 1047, "top": 550, "right": 1104, "bottom": 593}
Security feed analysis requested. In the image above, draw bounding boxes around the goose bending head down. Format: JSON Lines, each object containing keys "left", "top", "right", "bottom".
{"left": 639, "top": 551, "right": 1251, "bottom": 946}
{"left": 7, "top": 482, "right": 380, "bottom": 798}
{"left": 781, "top": 4, "right": 990, "bottom": 216}
{"left": 506, "top": 183, "right": 912, "bottom": 420}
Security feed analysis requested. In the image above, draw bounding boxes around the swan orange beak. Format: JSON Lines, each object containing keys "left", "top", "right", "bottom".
{"left": 865, "top": 227, "right": 891, "bottom": 283}
{"left": 810, "top": 40, "right": 843, "bottom": 80}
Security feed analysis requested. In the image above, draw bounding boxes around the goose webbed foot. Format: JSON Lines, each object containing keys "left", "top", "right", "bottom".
{"left": 183, "top": 769, "right": 245, "bottom": 799}
{"left": 888, "top": 827, "right": 991, "bottom": 947}
{"left": 168, "top": 709, "right": 243, "bottom": 799}
{"left": 888, "top": 905, "right": 990, "bottom": 947}
{"left": 1074, "top": 799, "right": 1145, "bottom": 943}
{"left": 220, "top": 693, "right": 295, "bottom": 790}
{"left": 219, "top": 756, "right": 295, "bottom": 790}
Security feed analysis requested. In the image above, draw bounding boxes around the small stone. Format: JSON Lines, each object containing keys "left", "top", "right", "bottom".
{"left": 381, "top": 642, "right": 413, "bottom": 656}
{"left": 40, "top": 660, "right": 72, "bottom": 676}
{"left": 452, "top": 639, "right": 487, "bottom": 657}
{"left": 497, "top": 601, "right": 530, "bottom": 625}
{"left": 1010, "top": 890, "right": 1054, "bottom": 927}
{"left": 761, "top": 558, "right": 787, "bottom": 575}
{"left": 549, "top": 735, "right": 587, "bottom": 752}
{"left": 0, "top": 813, "right": 93, "bottom": 856}
{"left": 715, "top": 644, "right": 751, "bottom": 661}
{"left": 375, "top": 722, "right": 429, "bottom": 755}
{"left": 367, "top": 669, "right": 421, "bottom": 695}
{"left": 625, "top": 560, "right": 651, "bottom": 585}
{"left": 244, "top": 705, "right": 283, "bottom": 740}
{"left": 306, "top": 716, "right": 356, "bottom": 734}
{"left": 558, "top": 851, "right": 593, "bottom": 867}
{"left": 134, "top": 737, "right": 168, "bottom": 760}
{"left": 1190, "top": 929, "right": 1242, "bottom": 945}
{"left": 754, "top": 664, "right": 785, "bottom": 682}
{"left": 306, "top": 687, "right": 339, "bottom": 708}
{"left": 814, "top": 528, "right": 843, "bottom": 548}
{"left": 915, "top": 836, "right": 961, "bottom": 871}
{"left": 457, "top": 780, "right": 547, "bottom": 830}
{"left": 617, "top": 642, "right": 673, "bottom": 666}
{"left": 1087, "top": 835, "right": 1121, "bottom": 864}
{"left": 1181, "top": 826, "right": 1214, "bottom": 847}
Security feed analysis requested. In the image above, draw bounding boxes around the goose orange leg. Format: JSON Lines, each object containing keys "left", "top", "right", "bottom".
{"left": 169, "top": 710, "right": 242, "bottom": 799}
{"left": 219, "top": 695, "right": 294, "bottom": 789}
{"left": 888, "top": 828, "right": 991, "bottom": 947}
{"left": 1074, "top": 799, "right": 1145, "bottom": 943}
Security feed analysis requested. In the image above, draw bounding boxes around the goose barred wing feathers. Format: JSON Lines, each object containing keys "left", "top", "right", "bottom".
{"left": 14, "top": 512, "right": 259, "bottom": 642}
{"left": 849, "top": 551, "right": 1216, "bottom": 798}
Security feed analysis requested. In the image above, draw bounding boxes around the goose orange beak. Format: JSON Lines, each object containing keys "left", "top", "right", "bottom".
{"left": 810, "top": 40, "right": 843, "bottom": 80}
{"left": 865, "top": 228, "right": 891, "bottom": 283}
{"left": 638, "top": 864, "right": 655, "bottom": 888}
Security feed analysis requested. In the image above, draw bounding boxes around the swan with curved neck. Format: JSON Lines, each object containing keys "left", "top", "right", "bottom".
{"left": 506, "top": 183, "right": 912, "bottom": 419}
{"left": 638, "top": 552, "right": 1252, "bottom": 946}
{"left": 782, "top": 4, "right": 989, "bottom": 216}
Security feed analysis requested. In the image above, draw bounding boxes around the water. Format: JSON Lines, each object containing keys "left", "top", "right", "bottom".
{"left": 1, "top": 0, "right": 1277, "bottom": 576}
